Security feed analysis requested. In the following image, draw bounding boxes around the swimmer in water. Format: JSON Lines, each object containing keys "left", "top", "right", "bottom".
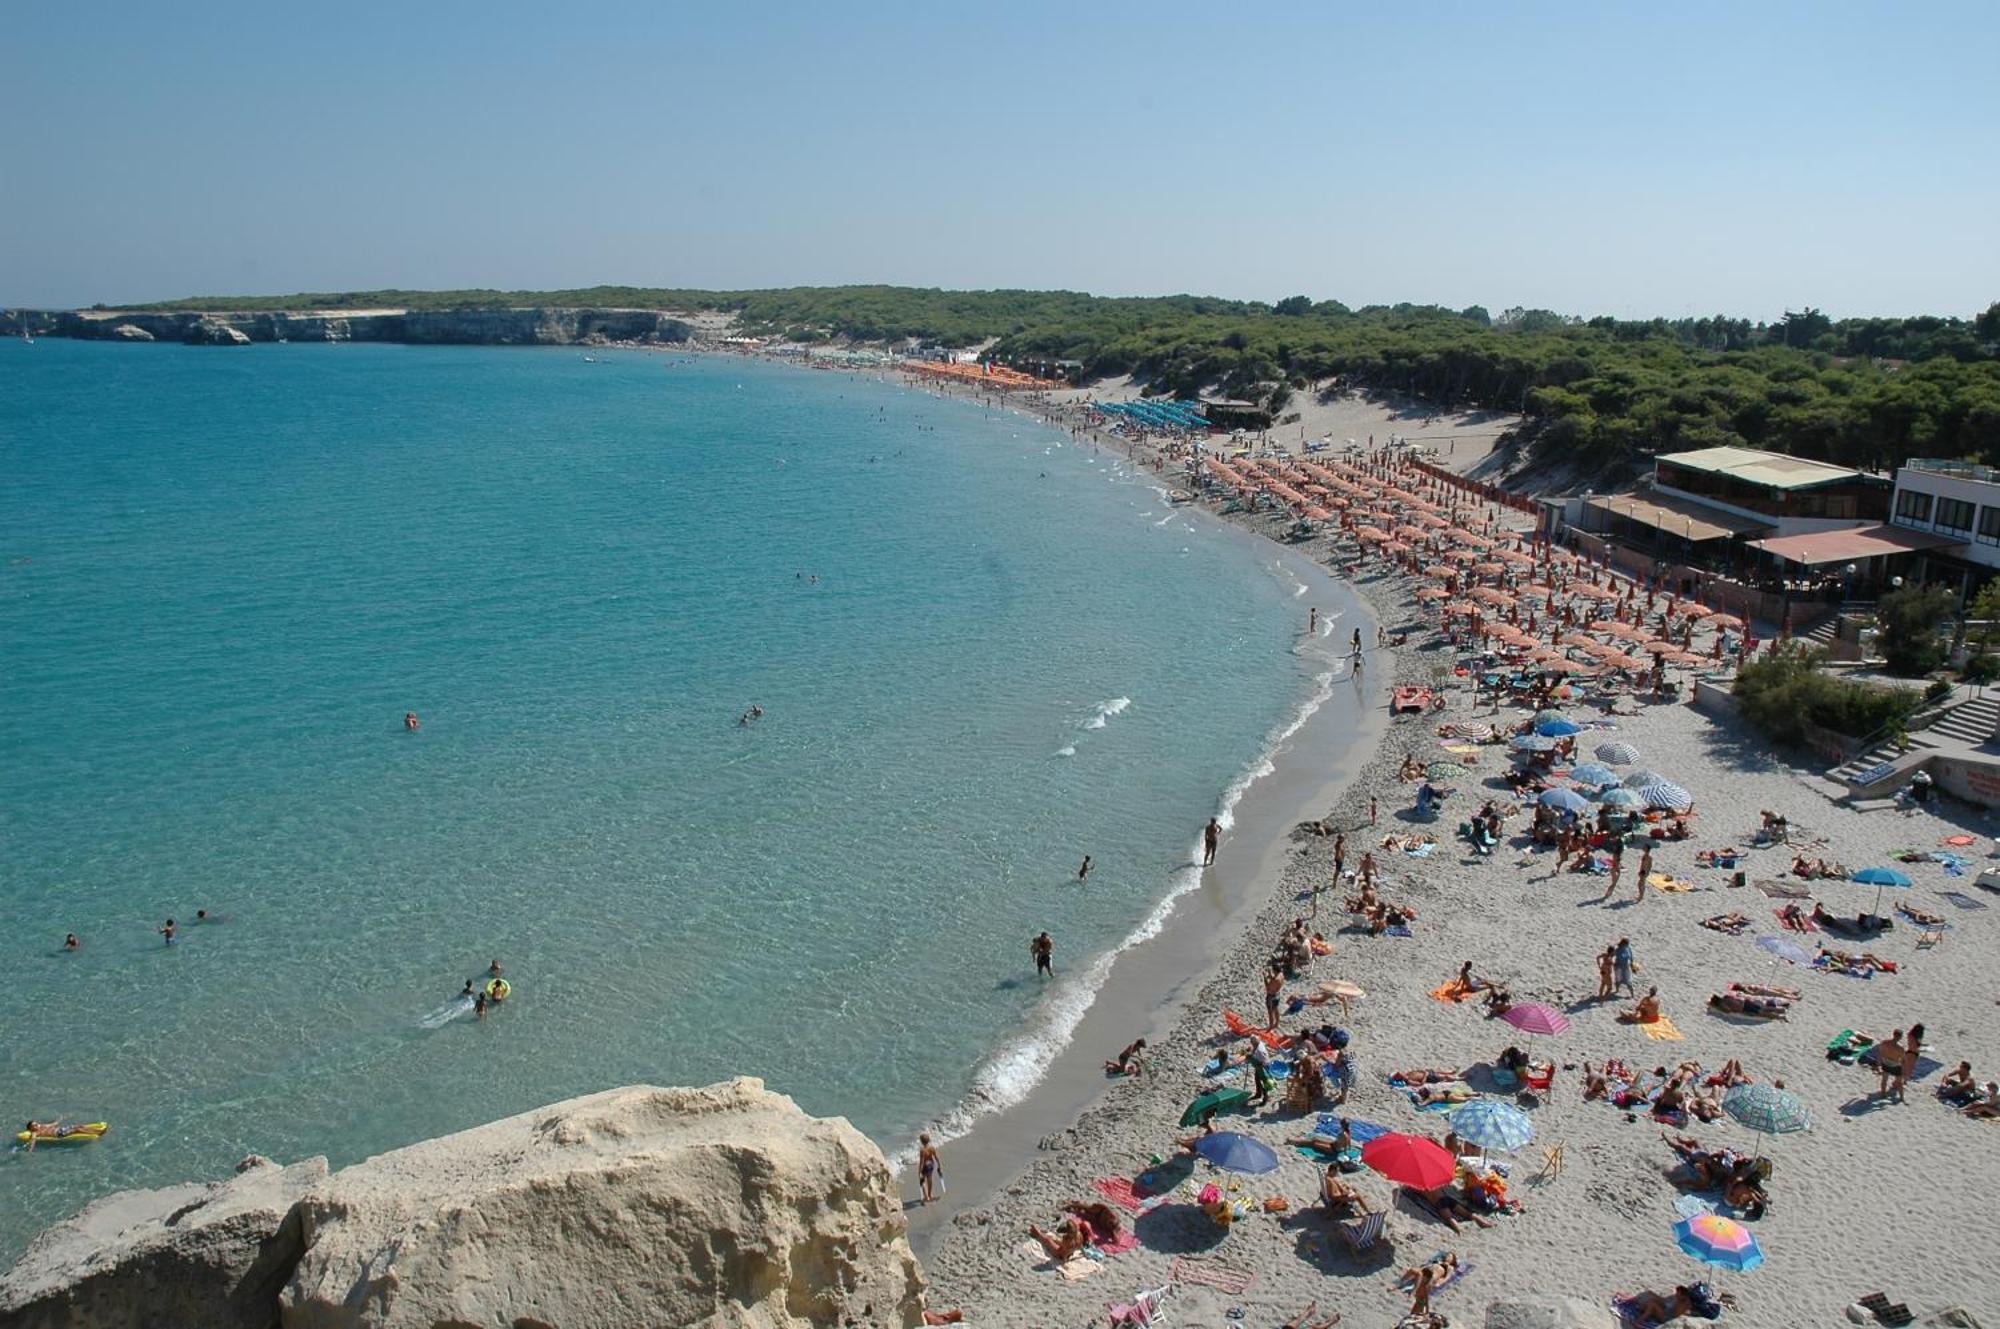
{"left": 62, "top": 933, "right": 80, "bottom": 952}
{"left": 405, "top": 712, "right": 421, "bottom": 731}
{"left": 460, "top": 980, "right": 476, "bottom": 1000}
{"left": 488, "top": 959, "right": 504, "bottom": 978}
{"left": 195, "top": 909, "right": 220, "bottom": 925}
{"left": 475, "top": 992, "right": 488, "bottom": 1020}
{"left": 1078, "top": 855, "right": 1093, "bottom": 882}
{"left": 160, "top": 918, "right": 176, "bottom": 946}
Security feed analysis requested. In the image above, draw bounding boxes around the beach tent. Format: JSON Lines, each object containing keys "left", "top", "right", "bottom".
{"left": 1181, "top": 1087, "right": 1250, "bottom": 1127}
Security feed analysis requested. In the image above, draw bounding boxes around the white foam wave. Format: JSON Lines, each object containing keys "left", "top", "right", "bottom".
{"left": 891, "top": 666, "right": 1341, "bottom": 1169}
{"left": 1154, "top": 514, "right": 1175, "bottom": 527}
{"left": 1054, "top": 744, "right": 1076, "bottom": 758}
{"left": 1292, "top": 583, "right": 1308, "bottom": 598}
{"left": 1081, "top": 696, "right": 1131, "bottom": 730}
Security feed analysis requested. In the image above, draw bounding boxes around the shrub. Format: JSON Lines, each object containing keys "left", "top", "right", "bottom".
{"left": 1734, "top": 642, "right": 1922, "bottom": 744}
{"left": 1876, "top": 585, "right": 1957, "bottom": 676}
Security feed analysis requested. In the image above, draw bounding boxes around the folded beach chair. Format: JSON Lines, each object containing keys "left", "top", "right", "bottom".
{"left": 1107, "top": 1285, "right": 1169, "bottom": 1327}
{"left": 1337, "top": 1209, "right": 1387, "bottom": 1253}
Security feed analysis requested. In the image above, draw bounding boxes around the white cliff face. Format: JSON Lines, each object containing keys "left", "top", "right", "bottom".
{"left": 1, "top": 1080, "right": 925, "bottom": 1329}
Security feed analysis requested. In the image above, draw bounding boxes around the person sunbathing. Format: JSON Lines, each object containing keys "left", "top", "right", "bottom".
{"left": 1622, "top": 1284, "right": 1731, "bottom": 1323}
{"left": 1710, "top": 1058, "right": 1751, "bottom": 1088}
{"left": 1617, "top": 987, "right": 1663, "bottom": 1023}
{"left": 1940, "top": 1061, "right": 1977, "bottom": 1103}
{"left": 1709, "top": 991, "right": 1791, "bottom": 1018}
{"left": 1027, "top": 1214, "right": 1090, "bottom": 1262}
{"left": 1776, "top": 902, "right": 1813, "bottom": 931}
{"left": 1729, "top": 982, "right": 1799, "bottom": 1000}
{"left": 1481, "top": 984, "right": 1513, "bottom": 1017}
{"left": 1581, "top": 1062, "right": 1614, "bottom": 1100}
{"left": 1899, "top": 903, "right": 1946, "bottom": 926}
{"left": 1280, "top": 1302, "right": 1341, "bottom": 1329}
{"left": 1396, "top": 1253, "right": 1460, "bottom": 1316}
{"left": 1700, "top": 913, "right": 1750, "bottom": 932}
{"left": 1393, "top": 1067, "right": 1462, "bottom": 1085}
{"left": 1415, "top": 1186, "right": 1494, "bottom": 1232}
{"left": 1319, "top": 1166, "right": 1371, "bottom": 1214}
{"left": 1412, "top": 1080, "right": 1470, "bottom": 1105}
{"left": 1964, "top": 1082, "right": 2000, "bottom": 1119}
{"left": 1062, "top": 1200, "right": 1121, "bottom": 1241}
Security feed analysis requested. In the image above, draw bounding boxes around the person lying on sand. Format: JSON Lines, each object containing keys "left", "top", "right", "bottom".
{"left": 1964, "top": 1082, "right": 2000, "bottom": 1119}
{"left": 1414, "top": 1186, "right": 1493, "bottom": 1232}
{"left": 1817, "top": 946, "right": 1897, "bottom": 973}
{"left": 1617, "top": 987, "right": 1663, "bottom": 1023}
{"left": 1790, "top": 855, "right": 1847, "bottom": 879}
{"left": 1899, "top": 903, "right": 1947, "bottom": 926}
{"left": 1392, "top": 1067, "right": 1463, "bottom": 1085}
{"left": 1582, "top": 1062, "right": 1615, "bottom": 1100}
{"left": 1709, "top": 1059, "right": 1752, "bottom": 1088}
{"left": 1481, "top": 984, "right": 1513, "bottom": 1017}
{"left": 1395, "top": 1252, "right": 1459, "bottom": 1315}
{"left": 1623, "top": 1284, "right": 1733, "bottom": 1323}
{"left": 1709, "top": 990, "right": 1791, "bottom": 1018}
{"left": 1700, "top": 913, "right": 1750, "bottom": 933}
{"left": 1062, "top": 1200, "right": 1121, "bottom": 1241}
{"left": 1279, "top": 1301, "right": 1341, "bottom": 1329}
{"left": 1026, "top": 1215, "right": 1090, "bottom": 1263}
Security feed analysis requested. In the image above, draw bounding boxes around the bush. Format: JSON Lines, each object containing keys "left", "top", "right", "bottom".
{"left": 1876, "top": 585, "right": 1957, "bottom": 676}
{"left": 1963, "top": 650, "right": 2000, "bottom": 684}
{"left": 1734, "top": 642, "right": 1922, "bottom": 744}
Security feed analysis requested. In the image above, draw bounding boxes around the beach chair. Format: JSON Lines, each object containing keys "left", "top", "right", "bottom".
{"left": 1337, "top": 1209, "right": 1387, "bottom": 1254}
{"left": 1917, "top": 927, "right": 1944, "bottom": 949}
{"left": 1107, "top": 1285, "right": 1169, "bottom": 1327}
{"left": 1535, "top": 1139, "right": 1566, "bottom": 1180}
{"left": 1519, "top": 1064, "right": 1555, "bottom": 1099}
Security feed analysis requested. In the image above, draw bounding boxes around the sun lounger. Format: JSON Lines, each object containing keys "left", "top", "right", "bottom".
{"left": 1337, "top": 1209, "right": 1387, "bottom": 1253}
{"left": 1107, "top": 1285, "right": 1169, "bottom": 1328}
{"left": 1166, "top": 1255, "right": 1255, "bottom": 1295}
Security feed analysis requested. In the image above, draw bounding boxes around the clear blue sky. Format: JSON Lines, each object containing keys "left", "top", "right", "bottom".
{"left": 6, "top": 2, "right": 1997, "bottom": 318}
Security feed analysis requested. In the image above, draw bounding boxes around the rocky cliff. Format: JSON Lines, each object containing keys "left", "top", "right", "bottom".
{"left": 0, "top": 1080, "right": 926, "bottom": 1329}
{"left": 0, "top": 307, "right": 697, "bottom": 346}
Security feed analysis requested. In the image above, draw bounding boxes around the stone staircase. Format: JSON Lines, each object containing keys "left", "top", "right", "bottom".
{"left": 1816, "top": 689, "right": 1997, "bottom": 801}
{"left": 1797, "top": 612, "right": 1841, "bottom": 648}
{"left": 1915, "top": 692, "right": 2000, "bottom": 749}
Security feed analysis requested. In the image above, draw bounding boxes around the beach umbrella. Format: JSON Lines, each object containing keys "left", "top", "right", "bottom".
{"left": 1510, "top": 734, "right": 1558, "bottom": 752}
{"left": 1599, "top": 787, "right": 1647, "bottom": 811}
{"left": 1360, "top": 1133, "right": 1457, "bottom": 1190}
{"left": 1536, "top": 718, "right": 1584, "bottom": 737}
{"left": 1722, "top": 1084, "right": 1810, "bottom": 1137}
{"left": 1192, "top": 1131, "right": 1280, "bottom": 1175}
{"left": 1531, "top": 709, "right": 1571, "bottom": 727}
{"left": 1450, "top": 1101, "right": 1535, "bottom": 1154}
{"left": 1638, "top": 780, "right": 1692, "bottom": 812}
{"left": 1538, "top": 787, "right": 1594, "bottom": 815}
{"left": 1850, "top": 866, "right": 1913, "bottom": 918}
{"left": 1427, "top": 761, "right": 1469, "bottom": 780}
{"left": 1569, "top": 762, "right": 1621, "bottom": 788}
{"left": 1675, "top": 1213, "right": 1765, "bottom": 1273}
{"left": 1180, "top": 1086, "right": 1251, "bottom": 1127}
{"left": 1595, "top": 741, "right": 1641, "bottom": 764}
{"left": 1501, "top": 1002, "right": 1571, "bottom": 1037}
{"left": 1755, "top": 935, "right": 1812, "bottom": 965}
{"left": 1622, "top": 769, "right": 1666, "bottom": 789}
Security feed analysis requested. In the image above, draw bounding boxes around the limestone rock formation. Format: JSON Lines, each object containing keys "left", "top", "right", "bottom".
{"left": 0, "top": 1154, "right": 329, "bottom": 1329}
{"left": 185, "top": 318, "right": 252, "bottom": 345}
{"left": 280, "top": 1079, "right": 924, "bottom": 1329}
{"left": 0, "top": 1080, "right": 924, "bottom": 1329}
{"left": 110, "top": 323, "right": 154, "bottom": 341}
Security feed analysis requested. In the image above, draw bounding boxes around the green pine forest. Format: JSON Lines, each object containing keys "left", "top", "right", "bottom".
{"left": 130, "top": 286, "right": 2000, "bottom": 478}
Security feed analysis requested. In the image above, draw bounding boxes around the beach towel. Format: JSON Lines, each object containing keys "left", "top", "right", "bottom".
{"left": 1774, "top": 908, "right": 1818, "bottom": 932}
{"left": 1640, "top": 1015, "right": 1685, "bottom": 1041}
{"left": 1021, "top": 1240, "right": 1102, "bottom": 1279}
{"left": 1094, "top": 1177, "right": 1150, "bottom": 1212}
{"left": 1223, "top": 1009, "right": 1290, "bottom": 1049}
{"left": 1315, "top": 1114, "right": 1389, "bottom": 1143}
{"left": 1405, "top": 842, "right": 1437, "bottom": 857}
{"left": 1648, "top": 874, "right": 1694, "bottom": 893}
{"left": 1385, "top": 924, "right": 1414, "bottom": 937}
{"left": 1095, "top": 1229, "right": 1141, "bottom": 1255}
{"left": 1411, "top": 1093, "right": 1463, "bottom": 1113}
{"left": 1941, "top": 891, "right": 1989, "bottom": 911}
{"left": 1167, "top": 1256, "right": 1255, "bottom": 1295}
{"left": 1429, "top": 980, "right": 1477, "bottom": 1004}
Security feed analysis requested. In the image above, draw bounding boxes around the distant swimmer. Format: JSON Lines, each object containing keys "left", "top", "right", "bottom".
{"left": 194, "top": 909, "right": 223, "bottom": 925}
{"left": 488, "top": 959, "right": 505, "bottom": 978}
{"left": 160, "top": 918, "right": 176, "bottom": 946}
{"left": 62, "top": 933, "right": 80, "bottom": 952}
{"left": 460, "top": 980, "right": 476, "bottom": 1000}
{"left": 738, "top": 704, "right": 765, "bottom": 726}
{"left": 404, "top": 712, "right": 421, "bottom": 731}
{"left": 1203, "top": 817, "right": 1222, "bottom": 867}
{"left": 1031, "top": 931, "right": 1054, "bottom": 977}
{"left": 474, "top": 991, "right": 488, "bottom": 1020}
{"left": 1077, "top": 855, "right": 1093, "bottom": 882}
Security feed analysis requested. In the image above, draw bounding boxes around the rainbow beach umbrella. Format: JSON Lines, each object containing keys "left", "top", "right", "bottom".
{"left": 1674, "top": 1212, "right": 1764, "bottom": 1272}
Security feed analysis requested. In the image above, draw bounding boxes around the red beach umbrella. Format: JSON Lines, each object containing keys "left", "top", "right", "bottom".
{"left": 1361, "top": 1133, "right": 1457, "bottom": 1190}
{"left": 1501, "top": 1002, "right": 1571, "bottom": 1036}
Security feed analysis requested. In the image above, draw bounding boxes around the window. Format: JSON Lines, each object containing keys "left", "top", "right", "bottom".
{"left": 1895, "top": 489, "right": 1934, "bottom": 525}
{"left": 1979, "top": 506, "right": 2000, "bottom": 546}
{"left": 1936, "top": 497, "right": 1977, "bottom": 534}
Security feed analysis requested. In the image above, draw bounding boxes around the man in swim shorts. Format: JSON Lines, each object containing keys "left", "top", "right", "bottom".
{"left": 1031, "top": 932, "right": 1054, "bottom": 977}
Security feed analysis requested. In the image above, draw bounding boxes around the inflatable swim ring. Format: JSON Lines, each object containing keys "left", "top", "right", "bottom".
{"left": 485, "top": 978, "right": 511, "bottom": 1001}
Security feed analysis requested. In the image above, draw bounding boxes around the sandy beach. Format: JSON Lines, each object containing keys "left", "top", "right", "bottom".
{"left": 889, "top": 394, "right": 2000, "bottom": 1328}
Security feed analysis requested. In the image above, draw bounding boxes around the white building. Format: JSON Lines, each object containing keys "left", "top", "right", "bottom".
{"left": 1886, "top": 459, "right": 2000, "bottom": 574}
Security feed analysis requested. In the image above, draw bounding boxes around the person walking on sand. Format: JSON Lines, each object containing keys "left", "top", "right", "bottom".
{"left": 1077, "top": 855, "right": 1092, "bottom": 883}
{"left": 1893, "top": 1025, "right": 1924, "bottom": 1100}
{"left": 1332, "top": 831, "right": 1347, "bottom": 882}
{"left": 1369, "top": 795, "right": 1378, "bottom": 828}
{"left": 1202, "top": 817, "right": 1221, "bottom": 866}
{"left": 917, "top": 1133, "right": 941, "bottom": 1205}
{"left": 1598, "top": 842, "right": 1623, "bottom": 902}
{"left": 1614, "top": 937, "right": 1635, "bottom": 996}
{"left": 1597, "top": 946, "right": 1616, "bottom": 1001}
{"left": 1636, "top": 845, "right": 1654, "bottom": 901}
{"left": 1031, "top": 931, "right": 1054, "bottom": 977}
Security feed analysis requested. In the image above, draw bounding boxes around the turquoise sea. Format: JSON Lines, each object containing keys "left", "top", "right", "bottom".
{"left": 0, "top": 340, "right": 1354, "bottom": 1258}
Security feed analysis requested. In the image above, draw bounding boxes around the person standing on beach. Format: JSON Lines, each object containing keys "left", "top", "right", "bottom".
{"left": 1369, "top": 796, "right": 1378, "bottom": 828}
{"left": 1613, "top": 938, "right": 1635, "bottom": 995}
{"left": 1031, "top": 931, "right": 1054, "bottom": 977}
{"left": 1599, "top": 842, "right": 1624, "bottom": 902}
{"left": 1247, "top": 1039, "right": 1272, "bottom": 1106}
{"left": 1309, "top": 607, "right": 1318, "bottom": 635}
{"left": 1077, "top": 855, "right": 1092, "bottom": 883}
{"left": 1894, "top": 1025, "right": 1924, "bottom": 1101}
{"left": 1596, "top": 946, "right": 1616, "bottom": 1001}
{"left": 917, "top": 1133, "right": 941, "bottom": 1205}
{"left": 1264, "top": 968, "right": 1284, "bottom": 1029}
{"left": 1202, "top": 817, "right": 1221, "bottom": 866}
{"left": 1332, "top": 832, "right": 1347, "bottom": 882}
{"left": 1635, "top": 845, "right": 1654, "bottom": 901}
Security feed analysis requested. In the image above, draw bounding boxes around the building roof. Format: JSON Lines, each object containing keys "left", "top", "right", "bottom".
{"left": 1655, "top": 446, "right": 1873, "bottom": 491}
{"left": 1746, "top": 524, "right": 1965, "bottom": 567}
{"left": 1583, "top": 491, "right": 1771, "bottom": 543}
{"left": 1901, "top": 459, "right": 2000, "bottom": 487}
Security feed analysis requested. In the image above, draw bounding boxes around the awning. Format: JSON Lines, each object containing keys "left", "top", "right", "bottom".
{"left": 1745, "top": 524, "right": 1966, "bottom": 567}
{"left": 1583, "top": 493, "right": 1770, "bottom": 543}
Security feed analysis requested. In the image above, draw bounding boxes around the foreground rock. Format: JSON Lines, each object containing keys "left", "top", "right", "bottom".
{"left": 1, "top": 1079, "right": 924, "bottom": 1329}
{"left": 0, "top": 1155, "right": 328, "bottom": 1329}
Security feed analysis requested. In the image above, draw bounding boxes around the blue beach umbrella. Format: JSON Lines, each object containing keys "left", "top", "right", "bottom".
{"left": 1850, "top": 866, "right": 1913, "bottom": 918}
{"left": 1675, "top": 1213, "right": 1765, "bottom": 1272}
{"left": 1599, "top": 787, "right": 1647, "bottom": 811}
{"left": 1638, "top": 780, "right": 1692, "bottom": 812}
{"left": 1570, "top": 762, "right": 1621, "bottom": 788}
{"left": 1536, "top": 718, "right": 1584, "bottom": 737}
{"left": 1531, "top": 709, "right": 1571, "bottom": 728}
{"left": 1595, "top": 741, "right": 1641, "bottom": 765}
{"left": 1192, "top": 1131, "right": 1280, "bottom": 1174}
{"left": 1449, "top": 1100, "right": 1535, "bottom": 1154}
{"left": 1510, "top": 734, "right": 1558, "bottom": 753}
{"left": 1539, "top": 787, "right": 1594, "bottom": 815}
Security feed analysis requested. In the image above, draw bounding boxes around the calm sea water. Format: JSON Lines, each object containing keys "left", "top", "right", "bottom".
{"left": 0, "top": 340, "right": 1351, "bottom": 1258}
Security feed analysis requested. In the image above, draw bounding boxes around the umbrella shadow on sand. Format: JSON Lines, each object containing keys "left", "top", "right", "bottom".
{"left": 1282, "top": 1212, "right": 1397, "bottom": 1274}
{"left": 1132, "top": 1202, "right": 1230, "bottom": 1254}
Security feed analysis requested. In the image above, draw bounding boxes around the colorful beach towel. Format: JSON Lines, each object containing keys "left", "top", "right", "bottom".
{"left": 1429, "top": 980, "right": 1477, "bottom": 1004}
{"left": 1095, "top": 1229, "right": 1141, "bottom": 1255}
{"left": 1648, "top": 874, "right": 1694, "bottom": 893}
{"left": 1021, "top": 1240, "right": 1102, "bottom": 1279}
{"left": 1394, "top": 1250, "right": 1474, "bottom": 1298}
{"left": 1094, "top": 1177, "right": 1150, "bottom": 1212}
{"left": 1314, "top": 1114, "right": 1389, "bottom": 1144}
{"left": 1941, "top": 891, "right": 1989, "bottom": 911}
{"left": 1640, "top": 1015, "right": 1685, "bottom": 1041}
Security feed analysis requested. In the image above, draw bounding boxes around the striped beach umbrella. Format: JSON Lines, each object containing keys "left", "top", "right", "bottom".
{"left": 1722, "top": 1084, "right": 1809, "bottom": 1136}
{"left": 1675, "top": 1213, "right": 1764, "bottom": 1272}
{"left": 1450, "top": 1100, "right": 1535, "bottom": 1154}
{"left": 1501, "top": 1002, "right": 1571, "bottom": 1037}
{"left": 1638, "top": 780, "right": 1692, "bottom": 812}
{"left": 1595, "top": 741, "right": 1641, "bottom": 764}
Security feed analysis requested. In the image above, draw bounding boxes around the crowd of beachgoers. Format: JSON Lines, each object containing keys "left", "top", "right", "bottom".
{"left": 901, "top": 384, "right": 1998, "bottom": 1328}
